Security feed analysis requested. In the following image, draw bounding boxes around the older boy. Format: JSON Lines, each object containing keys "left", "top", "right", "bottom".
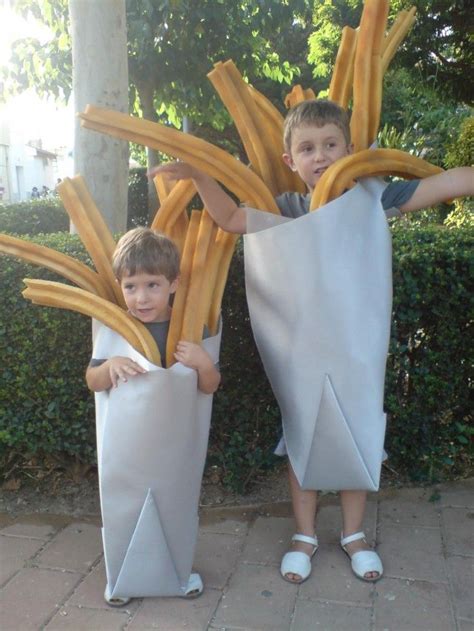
{"left": 150, "top": 100, "right": 473, "bottom": 585}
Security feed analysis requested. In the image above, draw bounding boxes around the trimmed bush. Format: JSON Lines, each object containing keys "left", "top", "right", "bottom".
{"left": 0, "top": 225, "right": 472, "bottom": 490}
{"left": 0, "top": 199, "right": 69, "bottom": 234}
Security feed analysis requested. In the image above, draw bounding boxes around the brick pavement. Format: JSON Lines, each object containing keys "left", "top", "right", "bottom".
{"left": 0, "top": 479, "right": 472, "bottom": 630}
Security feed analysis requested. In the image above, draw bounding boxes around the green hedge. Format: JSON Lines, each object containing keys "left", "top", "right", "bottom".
{"left": 0, "top": 199, "right": 70, "bottom": 234}
{"left": 0, "top": 225, "right": 472, "bottom": 490}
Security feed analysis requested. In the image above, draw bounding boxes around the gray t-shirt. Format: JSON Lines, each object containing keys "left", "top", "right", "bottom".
{"left": 275, "top": 179, "right": 420, "bottom": 219}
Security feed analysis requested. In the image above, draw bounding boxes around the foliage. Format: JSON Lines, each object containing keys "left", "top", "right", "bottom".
{"left": 386, "top": 223, "right": 473, "bottom": 482}
{"left": 1, "top": 226, "right": 472, "bottom": 490}
{"left": 444, "top": 116, "right": 474, "bottom": 228}
{"left": 308, "top": 0, "right": 473, "bottom": 104}
{"left": 0, "top": 198, "right": 69, "bottom": 234}
{"left": 127, "top": 167, "right": 149, "bottom": 229}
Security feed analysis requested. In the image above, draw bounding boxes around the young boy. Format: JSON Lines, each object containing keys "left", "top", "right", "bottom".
{"left": 86, "top": 227, "right": 220, "bottom": 605}
{"left": 86, "top": 227, "right": 220, "bottom": 394}
{"left": 149, "top": 100, "right": 473, "bottom": 585}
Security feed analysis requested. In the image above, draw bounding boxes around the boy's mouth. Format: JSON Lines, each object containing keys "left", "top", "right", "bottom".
{"left": 314, "top": 167, "right": 327, "bottom": 175}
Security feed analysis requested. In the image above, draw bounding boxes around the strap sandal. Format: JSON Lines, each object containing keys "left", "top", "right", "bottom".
{"left": 104, "top": 585, "right": 131, "bottom": 607}
{"left": 181, "top": 572, "right": 203, "bottom": 599}
{"left": 280, "top": 533, "right": 319, "bottom": 584}
{"left": 340, "top": 531, "right": 383, "bottom": 582}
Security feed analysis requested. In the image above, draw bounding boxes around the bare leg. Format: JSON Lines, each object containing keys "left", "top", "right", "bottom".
{"left": 284, "top": 461, "right": 318, "bottom": 582}
{"left": 340, "top": 490, "right": 380, "bottom": 580}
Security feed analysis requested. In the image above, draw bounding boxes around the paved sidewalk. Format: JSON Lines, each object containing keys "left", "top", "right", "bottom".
{"left": 0, "top": 479, "right": 472, "bottom": 631}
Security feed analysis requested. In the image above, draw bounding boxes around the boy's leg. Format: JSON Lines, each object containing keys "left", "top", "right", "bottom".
{"left": 340, "top": 490, "right": 380, "bottom": 580}
{"left": 284, "top": 461, "right": 318, "bottom": 582}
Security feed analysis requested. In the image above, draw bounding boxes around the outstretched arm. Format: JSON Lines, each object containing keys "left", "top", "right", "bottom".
{"left": 174, "top": 340, "right": 221, "bottom": 394}
{"left": 149, "top": 162, "right": 247, "bottom": 234}
{"left": 399, "top": 166, "right": 474, "bottom": 214}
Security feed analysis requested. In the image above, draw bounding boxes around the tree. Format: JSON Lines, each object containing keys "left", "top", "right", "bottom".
{"left": 308, "top": 0, "right": 473, "bottom": 105}
{"left": 69, "top": 0, "right": 129, "bottom": 232}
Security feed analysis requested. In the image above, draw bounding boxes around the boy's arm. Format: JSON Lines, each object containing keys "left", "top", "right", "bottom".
{"left": 174, "top": 341, "right": 221, "bottom": 394}
{"left": 86, "top": 356, "right": 147, "bottom": 392}
{"left": 149, "top": 162, "right": 247, "bottom": 234}
{"left": 399, "top": 166, "right": 474, "bottom": 214}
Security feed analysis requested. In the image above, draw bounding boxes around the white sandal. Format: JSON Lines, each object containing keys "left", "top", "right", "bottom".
{"left": 340, "top": 531, "right": 383, "bottom": 582}
{"left": 280, "top": 533, "right": 318, "bottom": 584}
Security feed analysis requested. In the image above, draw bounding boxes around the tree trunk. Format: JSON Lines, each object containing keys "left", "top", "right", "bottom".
{"left": 135, "top": 81, "right": 160, "bottom": 223}
{"left": 69, "top": 0, "right": 129, "bottom": 233}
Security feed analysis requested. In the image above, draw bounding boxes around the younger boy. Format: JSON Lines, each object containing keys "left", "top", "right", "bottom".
{"left": 86, "top": 227, "right": 220, "bottom": 395}
{"left": 86, "top": 227, "right": 220, "bottom": 605}
{"left": 149, "top": 100, "right": 473, "bottom": 585}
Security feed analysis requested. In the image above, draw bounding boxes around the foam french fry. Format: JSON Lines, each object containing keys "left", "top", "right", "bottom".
{"left": 310, "top": 149, "right": 443, "bottom": 210}
{"left": 367, "top": 0, "right": 390, "bottom": 145}
{"left": 351, "top": 0, "right": 379, "bottom": 151}
{"left": 181, "top": 211, "right": 216, "bottom": 343}
{"left": 165, "top": 210, "right": 189, "bottom": 257}
{"left": 79, "top": 105, "right": 280, "bottom": 214}
{"left": 328, "top": 26, "right": 358, "bottom": 108}
{"left": 0, "top": 234, "right": 114, "bottom": 301}
{"left": 57, "top": 177, "right": 125, "bottom": 308}
{"left": 208, "top": 230, "right": 238, "bottom": 335}
{"left": 284, "top": 85, "right": 316, "bottom": 109}
{"left": 382, "top": 7, "right": 416, "bottom": 74}
{"left": 151, "top": 178, "right": 196, "bottom": 232}
{"left": 166, "top": 211, "right": 201, "bottom": 367}
{"left": 22, "top": 279, "right": 161, "bottom": 365}
{"left": 153, "top": 172, "right": 174, "bottom": 204}
{"left": 208, "top": 61, "right": 280, "bottom": 195}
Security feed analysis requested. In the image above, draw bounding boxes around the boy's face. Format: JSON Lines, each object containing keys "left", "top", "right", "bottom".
{"left": 283, "top": 123, "right": 353, "bottom": 191}
{"left": 120, "top": 271, "right": 178, "bottom": 323}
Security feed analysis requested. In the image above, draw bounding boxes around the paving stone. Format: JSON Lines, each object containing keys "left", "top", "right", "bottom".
{"left": 378, "top": 494, "right": 440, "bottom": 528}
{"left": 0, "top": 534, "right": 44, "bottom": 585}
{"left": 457, "top": 619, "right": 474, "bottom": 631}
{"left": 127, "top": 588, "right": 221, "bottom": 630}
{"left": 446, "top": 555, "right": 474, "bottom": 620}
{"left": 199, "top": 516, "right": 249, "bottom": 537}
{"left": 292, "top": 598, "right": 372, "bottom": 631}
{"left": 437, "top": 480, "right": 474, "bottom": 508}
{"left": 240, "top": 516, "right": 294, "bottom": 565}
{"left": 35, "top": 522, "right": 102, "bottom": 572}
{"left": 315, "top": 501, "right": 377, "bottom": 544}
{"left": 212, "top": 562, "right": 297, "bottom": 630}
{"left": 194, "top": 531, "right": 244, "bottom": 589}
{"left": 0, "top": 567, "right": 82, "bottom": 631}
{"left": 0, "top": 521, "right": 57, "bottom": 539}
{"left": 298, "top": 543, "right": 374, "bottom": 605}
{"left": 442, "top": 507, "right": 474, "bottom": 556}
{"left": 375, "top": 577, "right": 455, "bottom": 631}
{"left": 67, "top": 558, "right": 140, "bottom": 613}
{"left": 378, "top": 523, "right": 447, "bottom": 582}
{"left": 44, "top": 605, "right": 129, "bottom": 630}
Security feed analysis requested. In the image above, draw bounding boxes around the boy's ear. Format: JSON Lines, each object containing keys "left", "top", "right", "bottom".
{"left": 170, "top": 276, "right": 179, "bottom": 294}
{"left": 347, "top": 143, "right": 354, "bottom": 155}
{"left": 282, "top": 152, "right": 297, "bottom": 172}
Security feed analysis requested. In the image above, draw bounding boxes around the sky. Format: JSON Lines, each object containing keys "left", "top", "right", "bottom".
{"left": 0, "top": 0, "right": 74, "bottom": 151}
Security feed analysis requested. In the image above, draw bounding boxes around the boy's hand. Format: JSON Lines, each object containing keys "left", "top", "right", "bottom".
{"left": 174, "top": 340, "right": 209, "bottom": 370}
{"left": 148, "top": 162, "right": 198, "bottom": 181}
{"left": 107, "top": 356, "right": 147, "bottom": 388}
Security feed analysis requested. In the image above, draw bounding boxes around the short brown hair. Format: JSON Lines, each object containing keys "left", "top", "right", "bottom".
{"left": 283, "top": 99, "right": 351, "bottom": 153}
{"left": 112, "top": 227, "right": 180, "bottom": 282}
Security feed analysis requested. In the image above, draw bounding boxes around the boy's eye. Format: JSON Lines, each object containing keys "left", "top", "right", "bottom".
{"left": 123, "top": 284, "right": 134, "bottom": 291}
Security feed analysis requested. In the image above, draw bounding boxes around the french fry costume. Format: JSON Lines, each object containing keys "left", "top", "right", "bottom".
{"left": 1, "top": 0, "right": 446, "bottom": 592}
{"left": 0, "top": 176, "right": 230, "bottom": 598}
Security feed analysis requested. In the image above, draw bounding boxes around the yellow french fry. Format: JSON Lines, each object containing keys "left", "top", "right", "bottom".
{"left": 22, "top": 279, "right": 161, "bottom": 365}
{"left": 310, "top": 148, "right": 443, "bottom": 210}
{"left": 0, "top": 234, "right": 115, "bottom": 301}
